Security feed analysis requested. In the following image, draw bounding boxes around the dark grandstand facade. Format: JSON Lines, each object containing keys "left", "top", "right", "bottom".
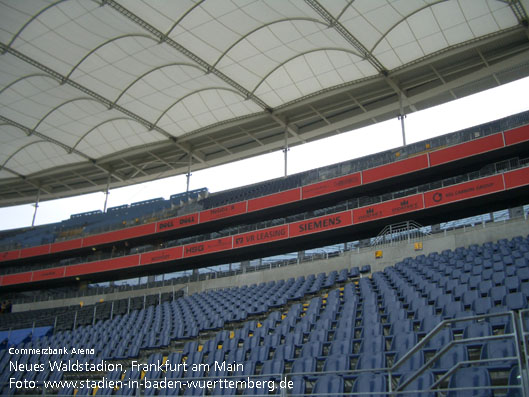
{"left": 2, "top": 1, "right": 529, "bottom": 396}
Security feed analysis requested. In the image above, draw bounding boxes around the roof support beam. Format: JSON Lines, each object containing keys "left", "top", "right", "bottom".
{"left": 0, "top": 114, "right": 124, "bottom": 183}
{"left": 208, "top": 137, "right": 233, "bottom": 155}
{"left": 268, "top": 113, "right": 306, "bottom": 144}
{"left": 121, "top": 159, "right": 148, "bottom": 178}
{"left": 0, "top": 166, "right": 52, "bottom": 195}
{"left": 304, "top": 0, "right": 386, "bottom": 73}
{"left": 243, "top": 130, "right": 265, "bottom": 147}
{"left": 101, "top": 0, "right": 271, "bottom": 111}
{"left": 0, "top": 42, "right": 201, "bottom": 165}
{"left": 147, "top": 152, "right": 175, "bottom": 170}
{"left": 384, "top": 77, "right": 418, "bottom": 113}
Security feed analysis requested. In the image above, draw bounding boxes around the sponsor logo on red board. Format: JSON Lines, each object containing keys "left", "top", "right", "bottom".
{"left": 234, "top": 225, "right": 288, "bottom": 248}
{"left": 290, "top": 211, "right": 352, "bottom": 237}
{"left": 183, "top": 237, "right": 232, "bottom": 257}
{"left": 424, "top": 175, "right": 504, "bottom": 207}
{"left": 157, "top": 214, "right": 198, "bottom": 232}
{"left": 353, "top": 194, "right": 423, "bottom": 223}
{"left": 140, "top": 246, "right": 183, "bottom": 265}
{"left": 200, "top": 202, "right": 246, "bottom": 222}
{"left": 32, "top": 268, "right": 65, "bottom": 282}
{"left": 302, "top": 173, "right": 361, "bottom": 199}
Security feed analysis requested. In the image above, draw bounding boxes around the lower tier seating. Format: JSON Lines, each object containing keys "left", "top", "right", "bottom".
{"left": 0, "top": 235, "right": 528, "bottom": 395}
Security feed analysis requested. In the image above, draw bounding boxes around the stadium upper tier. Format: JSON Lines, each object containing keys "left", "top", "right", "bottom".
{"left": 1, "top": 110, "right": 528, "bottom": 258}
{"left": 0, "top": 235, "right": 527, "bottom": 395}
{"left": 0, "top": 151, "right": 527, "bottom": 280}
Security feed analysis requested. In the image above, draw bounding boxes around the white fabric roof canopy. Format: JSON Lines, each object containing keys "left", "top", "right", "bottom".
{"left": 1, "top": 0, "right": 529, "bottom": 206}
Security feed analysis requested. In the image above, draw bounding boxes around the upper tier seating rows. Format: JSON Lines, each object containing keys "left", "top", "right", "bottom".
{"left": 1, "top": 235, "right": 528, "bottom": 395}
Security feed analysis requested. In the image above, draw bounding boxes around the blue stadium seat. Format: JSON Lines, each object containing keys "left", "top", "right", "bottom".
{"left": 435, "top": 344, "right": 468, "bottom": 372}
{"left": 481, "top": 339, "right": 517, "bottom": 370}
{"left": 504, "top": 292, "right": 527, "bottom": 310}
{"left": 356, "top": 351, "right": 385, "bottom": 370}
{"left": 463, "top": 322, "right": 492, "bottom": 348}
{"left": 447, "top": 367, "right": 492, "bottom": 397}
{"left": 398, "top": 371, "right": 435, "bottom": 397}
{"left": 273, "top": 344, "right": 295, "bottom": 361}
{"left": 300, "top": 341, "right": 323, "bottom": 358}
{"left": 352, "top": 372, "right": 387, "bottom": 397}
{"left": 329, "top": 339, "right": 353, "bottom": 356}
{"left": 426, "top": 328, "right": 453, "bottom": 350}
{"left": 360, "top": 335, "right": 386, "bottom": 354}
{"left": 322, "top": 354, "right": 350, "bottom": 373}
{"left": 312, "top": 374, "right": 344, "bottom": 396}
{"left": 420, "top": 314, "right": 442, "bottom": 334}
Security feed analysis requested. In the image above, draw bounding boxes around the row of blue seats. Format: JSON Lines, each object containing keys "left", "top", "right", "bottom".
{"left": 0, "top": 270, "right": 350, "bottom": 390}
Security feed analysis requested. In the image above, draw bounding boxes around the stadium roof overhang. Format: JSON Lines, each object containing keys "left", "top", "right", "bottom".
{"left": 1, "top": 0, "right": 529, "bottom": 208}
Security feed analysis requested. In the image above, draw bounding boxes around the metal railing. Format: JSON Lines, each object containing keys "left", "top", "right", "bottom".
{"left": 372, "top": 221, "right": 430, "bottom": 247}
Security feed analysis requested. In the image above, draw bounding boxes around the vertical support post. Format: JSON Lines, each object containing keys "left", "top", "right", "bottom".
{"left": 283, "top": 130, "right": 289, "bottom": 177}
{"left": 31, "top": 189, "right": 40, "bottom": 227}
{"left": 143, "top": 295, "right": 146, "bottom": 309}
{"left": 53, "top": 316, "right": 57, "bottom": 334}
{"left": 511, "top": 311, "right": 529, "bottom": 396}
{"left": 92, "top": 305, "right": 97, "bottom": 325}
{"left": 398, "top": 93, "right": 407, "bottom": 146}
{"left": 103, "top": 174, "right": 111, "bottom": 213}
{"left": 73, "top": 311, "right": 77, "bottom": 330}
{"left": 110, "top": 301, "right": 114, "bottom": 320}
{"left": 186, "top": 153, "right": 192, "bottom": 193}
{"left": 127, "top": 297, "right": 131, "bottom": 315}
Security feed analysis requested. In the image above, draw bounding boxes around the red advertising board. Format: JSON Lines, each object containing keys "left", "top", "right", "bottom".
{"left": 32, "top": 267, "right": 66, "bottom": 282}
{"left": 20, "top": 244, "right": 50, "bottom": 259}
{"left": 362, "top": 155, "right": 429, "bottom": 184}
{"left": 233, "top": 225, "right": 289, "bottom": 248}
{"left": 156, "top": 213, "right": 198, "bottom": 232}
{"left": 248, "top": 189, "right": 301, "bottom": 212}
{"left": 82, "top": 223, "right": 156, "bottom": 247}
{"left": 289, "top": 211, "right": 352, "bottom": 238}
{"left": 429, "top": 134, "right": 504, "bottom": 167}
{"left": 199, "top": 202, "right": 246, "bottom": 223}
{"left": 0, "top": 250, "right": 20, "bottom": 262}
{"left": 140, "top": 246, "right": 183, "bottom": 265}
{"left": 65, "top": 254, "right": 141, "bottom": 277}
{"left": 51, "top": 238, "right": 83, "bottom": 253}
{"left": 183, "top": 237, "right": 233, "bottom": 258}
{"left": 302, "top": 173, "right": 361, "bottom": 199}
{"left": 504, "top": 166, "right": 529, "bottom": 189}
{"left": 1, "top": 272, "right": 32, "bottom": 286}
{"left": 504, "top": 124, "right": 529, "bottom": 146}
{"left": 353, "top": 194, "right": 424, "bottom": 224}
{"left": 424, "top": 174, "right": 505, "bottom": 208}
